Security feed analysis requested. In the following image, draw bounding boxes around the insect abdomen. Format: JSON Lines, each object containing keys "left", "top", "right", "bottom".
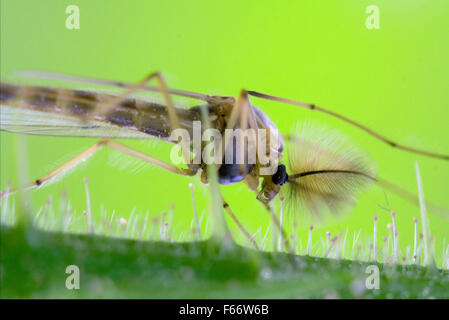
{"left": 0, "top": 83, "right": 202, "bottom": 140}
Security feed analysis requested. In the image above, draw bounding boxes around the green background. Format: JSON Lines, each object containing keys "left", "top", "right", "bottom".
{"left": 1, "top": 1, "right": 448, "bottom": 263}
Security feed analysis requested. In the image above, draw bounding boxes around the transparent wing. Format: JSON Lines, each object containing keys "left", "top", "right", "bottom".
{"left": 0, "top": 105, "right": 151, "bottom": 139}
{"left": 17, "top": 70, "right": 210, "bottom": 102}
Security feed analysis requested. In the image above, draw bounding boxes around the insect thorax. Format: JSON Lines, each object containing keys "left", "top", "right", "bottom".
{"left": 195, "top": 104, "right": 285, "bottom": 186}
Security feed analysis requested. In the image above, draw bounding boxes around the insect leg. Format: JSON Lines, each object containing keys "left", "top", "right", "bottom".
{"left": 101, "top": 139, "right": 197, "bottom": 176}
{"left": 97, "top": 72, "right": 171, "bottom": 120}
{"left": 229, "top": 91, "right": 293, "bottom": 252}
{"left": 375, "top": 176, "right": 449, "bottom": 219}
{"left": 247, "top": 90, "right": 449, "bottom": 161}
{"left": 236, "top": 91, "right": 293, "bottom": 252}
{"left": 222, "top": 199, "right": 259, "bottom": 249}
{"left": 224, "top": 89, "right": 250, "bottom": 132}
{"left": 148, "top": 72, "right": 193, "bottom": 166}
{"left": 17, "top": 70, "right": 211, "bottom": 102}
{"left": 1, "top": 140, "right": 105, "bottom": 197}
{"left": 258, "top": 197, "right": 294, "bottom": 254}
{"left": 221, "top": 90, "right": 258, "bottom": 169}
{"left": 95, "top": 71, "right": 191, "bottom": 164}
{"left": 1, "top": 139, "right": 197, "bottom": 198}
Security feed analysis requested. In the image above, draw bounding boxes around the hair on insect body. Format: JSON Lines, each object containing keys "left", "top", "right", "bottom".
{"left": 1, "top": 70, "right": 448, "bottom": 236}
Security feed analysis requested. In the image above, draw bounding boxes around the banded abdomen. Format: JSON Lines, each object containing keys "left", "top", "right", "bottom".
{"left": 0, "top": 82, "right": 211, "bottom": 140}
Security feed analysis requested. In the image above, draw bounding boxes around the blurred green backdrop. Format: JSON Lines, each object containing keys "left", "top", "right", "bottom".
{"left": 1, "top": 1, "right": 448, "bottom": 263}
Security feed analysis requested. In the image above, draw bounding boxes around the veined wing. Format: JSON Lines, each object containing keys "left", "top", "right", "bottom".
{"left": 16, "top": 70, "right": 211, "bottom": 102}
{"left": 0, "top": 82, "right": 201, "bottom": 140}
{"left": 0, "top": 104, "right": 151, "bottom": 139}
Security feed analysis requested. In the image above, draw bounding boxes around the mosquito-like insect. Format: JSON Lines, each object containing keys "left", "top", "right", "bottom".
{"left": 1, "top": 71, "right": 448, "bottom": 248}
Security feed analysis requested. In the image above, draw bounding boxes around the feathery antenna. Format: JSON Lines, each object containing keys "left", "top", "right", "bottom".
{"left": 286, "top": 122, "right": 376, "bottom": 218}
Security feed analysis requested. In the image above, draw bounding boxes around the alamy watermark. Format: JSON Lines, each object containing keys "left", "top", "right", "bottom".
{"left": 66, "top": 5, "right": 80, "bottom": 30}
{"left": 169, "top": 122, "right": 281, "bottom": 176}
{"left": 365, "top": 5, "right": 380, "bottom": 30}
{"left": 365, "top": 265, "right": 380, "bottom": 289}
{"left": 65, "top": 264, "right": 80, "bottom": 290}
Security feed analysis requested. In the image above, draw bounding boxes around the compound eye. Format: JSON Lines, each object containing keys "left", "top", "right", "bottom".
{"left": 272, "top": 164, "right": 288, "bottom": 185}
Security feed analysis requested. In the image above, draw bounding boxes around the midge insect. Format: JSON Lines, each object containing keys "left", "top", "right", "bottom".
{"left": 0, "top": 71, "right": 448, "bottom": 246}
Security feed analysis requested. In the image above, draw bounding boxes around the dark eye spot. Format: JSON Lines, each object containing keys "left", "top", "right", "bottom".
{"left": 272, "top": 164, "right": 288, "bottom": 185}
